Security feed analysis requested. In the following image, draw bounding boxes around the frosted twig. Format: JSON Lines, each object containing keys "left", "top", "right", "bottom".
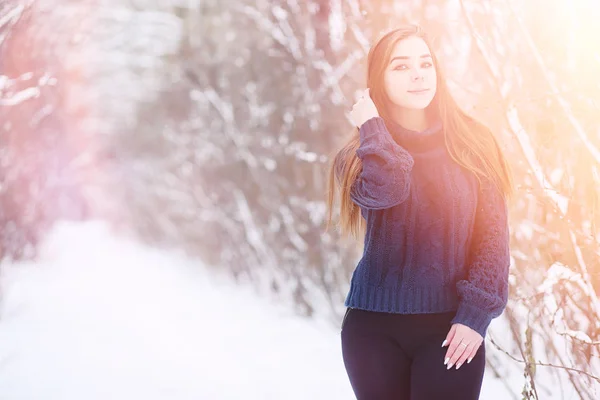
{"left": 460, "top": 0, "right": 600, "bottom": 317}
{"left": 504, "top": 0, "right": 600, "bottom": 165}
{"left": 488, "top": 336, "right": 600, "bottom": 383}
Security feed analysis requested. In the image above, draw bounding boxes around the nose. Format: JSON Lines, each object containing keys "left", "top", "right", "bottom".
{"left": 411, "top": 73, "right": 424, "bottom": 82}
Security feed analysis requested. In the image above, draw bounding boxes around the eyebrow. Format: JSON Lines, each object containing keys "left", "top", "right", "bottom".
{"left": 389, "top": 54, "right": 432, "bottom": 64}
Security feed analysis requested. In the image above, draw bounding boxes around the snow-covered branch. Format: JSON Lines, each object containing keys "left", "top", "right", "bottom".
{"left": 236, "top": 4, "right": 302, "bottom": 61}
{"left": 0, "top": 73, "right": 56, "bottom": 106}
{"left": 505, "top": 1, "right": 600, "bottom": 165}
{"left": 461, "top": 1, "right": 600, "bottom": 312}
{"left": 488, "top": 336, "right": 600, "bottom": 383}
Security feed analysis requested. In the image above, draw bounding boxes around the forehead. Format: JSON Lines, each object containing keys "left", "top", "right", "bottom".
{"left": 389, "top": 36, "right": 431, "bottom": 58}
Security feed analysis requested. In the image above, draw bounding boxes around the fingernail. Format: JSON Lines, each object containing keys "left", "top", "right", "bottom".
{"left": 441, "top": 340, "right": 447, "bottom": 347}
{"left": 456, "top": 363, "right": 462, "bottom": 369}
{"left": 447, "top": 362, "right": 453, "bottom": 370}
{"left": 467, "top": 358, "right": 472, "bottom": 364}
{"left": 444, "top": 357, "right": 449, "bottom": 365}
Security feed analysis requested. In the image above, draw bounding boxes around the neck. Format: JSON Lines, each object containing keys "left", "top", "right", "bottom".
{"left": 390, "top": 108, "right": 428, "bottom": 132}
{"left": 386, "top": 113, "right": 444, "bottom": 154}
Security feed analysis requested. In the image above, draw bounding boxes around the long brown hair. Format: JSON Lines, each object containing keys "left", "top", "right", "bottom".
{"left": 325, "top": 24, "right": 513, "bottom": 239}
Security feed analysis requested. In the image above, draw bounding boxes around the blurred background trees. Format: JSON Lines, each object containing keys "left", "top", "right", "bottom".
{"left": 0, "top": 0, "right": 599, "bottom": 398}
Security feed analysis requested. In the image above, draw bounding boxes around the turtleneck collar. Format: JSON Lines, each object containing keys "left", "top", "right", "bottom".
{"left": 387, "top": 118, "right": 445, "bottom": 154}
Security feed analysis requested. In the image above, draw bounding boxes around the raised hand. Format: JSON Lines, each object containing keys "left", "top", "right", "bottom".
{"left": 349, "top": 88, "right": 380, "bottom": 128}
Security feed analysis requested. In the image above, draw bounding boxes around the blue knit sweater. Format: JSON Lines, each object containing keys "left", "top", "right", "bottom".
{"left": 342, "top": 116, "right": 510, "bottom": 338}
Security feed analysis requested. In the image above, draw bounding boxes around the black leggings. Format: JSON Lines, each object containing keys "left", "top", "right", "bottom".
{"left": 341, "top": 308, "right": 486, "bottom": 400}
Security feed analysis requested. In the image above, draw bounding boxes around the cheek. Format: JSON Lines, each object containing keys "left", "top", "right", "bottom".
{"left": 427, "top": 69, "right": 438, "bottom": 85}
{"left": 384, "top": 72, "right": 410, "bottom": 99}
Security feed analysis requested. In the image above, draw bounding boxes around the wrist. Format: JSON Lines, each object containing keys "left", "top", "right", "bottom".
{"left": 358, "top": 117, "right": 387, "bottom": 142}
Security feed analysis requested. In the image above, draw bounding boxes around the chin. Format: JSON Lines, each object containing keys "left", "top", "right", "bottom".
{"left": 403, "top": 99, "right": 434, "bottom": 110}
{"left": 391, "top": 95, "right": 435, "bottom": 111}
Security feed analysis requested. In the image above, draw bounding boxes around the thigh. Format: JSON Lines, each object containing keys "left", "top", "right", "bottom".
{"left": 341, "top": 308, "right": 411, "bottom": 400}
{"left": 410, "top": 337, "right": 486, "bottom": 400}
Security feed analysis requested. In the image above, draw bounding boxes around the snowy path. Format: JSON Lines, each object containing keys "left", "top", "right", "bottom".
{"left": 0, "top": 221, "right": 517, "bottom": 399}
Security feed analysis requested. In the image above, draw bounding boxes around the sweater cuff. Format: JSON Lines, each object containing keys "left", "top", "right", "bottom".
{"left": 358, "top": 117, "right": 387, "bottom": 144}
{"left": 450, "top": 302, "right": 493, "bottom": 339}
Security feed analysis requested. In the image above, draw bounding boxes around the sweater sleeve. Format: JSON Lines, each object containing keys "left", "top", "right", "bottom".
{"left": 450, "top": 177, "right": 511, "bottom": 338}
{"left": 350, "top": 117, "right": 414, "bottom": 210}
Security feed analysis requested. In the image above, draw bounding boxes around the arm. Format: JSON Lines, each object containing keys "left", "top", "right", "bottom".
{"left": 350, "top": 117, "right": 414, "bottom": 210}
{"left": 451, "top": 177, "right": 511, "bottom": 338}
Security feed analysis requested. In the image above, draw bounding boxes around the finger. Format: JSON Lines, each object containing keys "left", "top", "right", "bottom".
{"left": 442, "top": 324, "right": 456, "bottom": 348}
{"left": 447, "top": 340, "right": 469, "bottom": 369}
{"left": 354, "top": 90, "right": 364, "bottom": 102}
{"left": 455, "top": 342, "right": 476, "bottom": 369}
{"left": 442, "top": 325, "right": 457, "bottom": 366}
{"left": 444, "top": 332, "right": 466, "bottom": 367}
{"left": 466, "top": 341, "right": 482, "bottom": 364}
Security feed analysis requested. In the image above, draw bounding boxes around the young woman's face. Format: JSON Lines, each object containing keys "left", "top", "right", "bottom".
{"left": 383, "top": 36, "right": 437, "bottom": 110}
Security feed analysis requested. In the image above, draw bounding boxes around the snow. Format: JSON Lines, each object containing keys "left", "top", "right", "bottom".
{"left": 0, "top": 87, "right": 40, "bottom": 106}
{"left": 506, "top": 106, "right": 570, "bottom": 215}
{"left": 0, "top": 221, "right": 520, "bottom": 399}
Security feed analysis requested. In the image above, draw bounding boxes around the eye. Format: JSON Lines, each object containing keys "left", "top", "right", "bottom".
{"left": 393, "top": 64, "right": 408, "bottom": 71}
{"left": 422, "top": 61, "right": 433, "bottom": 68}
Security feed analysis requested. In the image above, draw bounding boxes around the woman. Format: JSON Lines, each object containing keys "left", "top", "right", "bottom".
{"left": 326, "top": 25, "right": 512, "bottom": 399}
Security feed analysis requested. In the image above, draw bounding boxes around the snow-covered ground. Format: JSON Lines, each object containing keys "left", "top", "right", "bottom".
{"left": 0, "top": 221, "right": 525, "bottom": 399}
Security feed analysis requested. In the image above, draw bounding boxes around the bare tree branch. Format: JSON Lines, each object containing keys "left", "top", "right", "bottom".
{"left": 489, "top": 335, "right": 600, "bottom": 383}
{"left": 503, "top": 0, "right": 600, "bottom": 165}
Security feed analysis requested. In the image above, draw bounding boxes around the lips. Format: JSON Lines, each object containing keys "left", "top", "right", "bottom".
{"left": 408, "top": 89, "right": 430, "bottom": 94}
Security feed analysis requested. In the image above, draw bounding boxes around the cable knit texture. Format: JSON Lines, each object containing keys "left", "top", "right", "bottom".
{"left": 342, "top": 116, "right": 510, "bottom": 338}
